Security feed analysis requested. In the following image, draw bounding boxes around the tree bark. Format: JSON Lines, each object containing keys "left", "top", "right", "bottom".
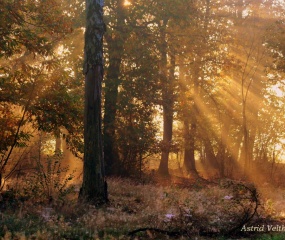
{"left": 178, "top": 56, "right": 198, "bottom": 177}
{"left": 182, "top": 58, "right": 200, "bottom": 176}
{"left": 103, "top": 0, "right": 126, "bottom": 176}
{"left": 103, "top": 54, "right": 120, "bottom": 175}
{"left": 183, "top": 118, "right": 198, "bottom": 176}
{"left": 158, "top": 21, "right": 173, "bottom": 176}
{"left": 79, "top": 0, "right": 107, "bottom": 204}
{"left": 158, "top": 97, "right": 173, "bottom": 176}
{"left": 202, "top": 136, "right": 219, "bottom": 170}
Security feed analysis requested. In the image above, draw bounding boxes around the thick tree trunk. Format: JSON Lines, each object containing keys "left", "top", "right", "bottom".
{"left": 182, "top": 59, "right": 200, "bottom": 176}
{"left": 79, "top": 0, "right": 107, "bottom": 204}
{"left": 103, "top": 0, "right": 126, "bottom": 176}
{"left": 158, "top": 24, "right": 174, "bottom": 176}
{"left": 158, "top": 103, "right": 173, "bottom": 176}
{"left": 178, "top": 56, "right": 198, "bottom": 177}
{"left": 203, "top": 137, "right": 219, "bottom": 170}
{"left": 183, "top": 119, "right": 198, "bottom": 176}
{"left": 103, "top": 54, "right": 120, "bottom": 176}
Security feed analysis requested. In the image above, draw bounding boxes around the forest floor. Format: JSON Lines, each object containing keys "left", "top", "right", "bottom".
{"left": 1, "top": 175, "right": 285, "bottom": 239}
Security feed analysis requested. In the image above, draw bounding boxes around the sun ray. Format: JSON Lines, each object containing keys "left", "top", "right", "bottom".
{"left": 124, "top": 0, "right": 131, "bottom": 6}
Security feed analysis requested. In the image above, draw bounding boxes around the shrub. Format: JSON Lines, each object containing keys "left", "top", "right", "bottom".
{"left": 22, "top": 152, "right": 75, "bottom": 204}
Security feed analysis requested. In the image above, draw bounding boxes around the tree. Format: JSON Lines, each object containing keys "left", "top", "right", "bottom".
{"left": 79, "top": 0, "right": 108, "bottom": 204}
{"left": 103, "top": 0, "right": 128, "bottom": 176}
{"left": 152, "top": 0, "right": 194, "bottom": 176}
{"left": 225, "top": 0, "right": 271, "bottom": 175}
{"left": 0, "top": 0, "right": 73, "bottom": 189}
{"left": 103, "top": 0, "right": 162, "bottom": 177}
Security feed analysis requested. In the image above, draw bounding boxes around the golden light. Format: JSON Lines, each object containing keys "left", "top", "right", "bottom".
{"left": 124, "top": 0, "right": 131, "bottom": 6}
{"left": 270, "top": 84, "right": 284, "bottom": 97}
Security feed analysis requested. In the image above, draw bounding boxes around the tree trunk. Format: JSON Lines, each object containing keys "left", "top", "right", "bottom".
{"left": 182, "top": 58, "right": 200, "bottom": 176}
{"left": 79, "top": 0, "right": 107, "bottom": 205}
{"left": 55, "top": 135, "right": 62, "bottom": 153}
{"left": 217, "top": 115, "right": 231, "bottom": 177}
{"left": 158, "top": 19, "right": 173, "bottom": 177}
{"left": 202, "top": 132, "right": 219, "bottom": 170}
{"left": 178, "top": 55, "right": 198, "bottom": 177}
{"left": 183, "top": 118, "right": 198, "bottom": 176}
{"left": 158, "top": 98, "right": 173, "bottom": 176}
{"left": 103, "top": 55, "right": 120, "bottom": 175}
{"left": 103, "top": 0, "right": 126, "bottom": 176}
{"left": 242, "top": 99, "right": 250, "bottom": 173}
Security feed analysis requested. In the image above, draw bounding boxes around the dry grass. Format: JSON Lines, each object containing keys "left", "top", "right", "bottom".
{"left": 1, "top": 177, "right": 285, "bottom": 239}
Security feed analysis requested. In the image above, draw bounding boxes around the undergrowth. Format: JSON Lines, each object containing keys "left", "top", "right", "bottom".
{"left": 0, "top": 177, "right": 284, "bottom": 239}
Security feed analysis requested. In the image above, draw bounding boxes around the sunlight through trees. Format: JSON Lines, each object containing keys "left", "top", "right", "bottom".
{"left": 2, "top": 1, "right": 285, "bottom": 235}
